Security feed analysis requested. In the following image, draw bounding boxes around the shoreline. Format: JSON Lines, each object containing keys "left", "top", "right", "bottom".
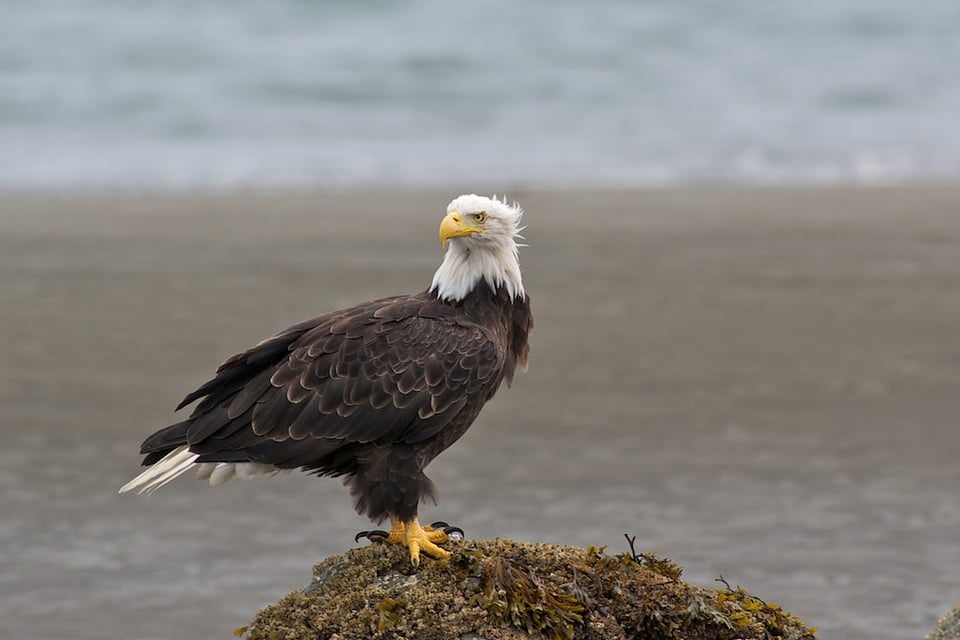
{"left": 4, "top": 182, "right": 959, "bottom": 227}
{"left": 3, "top": 183, "right": 959, "bottom": 640}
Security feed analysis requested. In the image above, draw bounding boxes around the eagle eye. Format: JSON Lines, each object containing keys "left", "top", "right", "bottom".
{"left": 472, "top": 212, "right": 487, "bottom": 224}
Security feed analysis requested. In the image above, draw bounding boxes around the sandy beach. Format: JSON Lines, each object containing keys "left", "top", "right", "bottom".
{"left": 2, "top": 185, "right": 958, "bottom": 639}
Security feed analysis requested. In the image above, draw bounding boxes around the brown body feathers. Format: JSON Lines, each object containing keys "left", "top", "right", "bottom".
{"left": 137, "top": 284, "right": 533, "bottom": 521}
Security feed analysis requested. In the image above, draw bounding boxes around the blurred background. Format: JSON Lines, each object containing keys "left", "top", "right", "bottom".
{"left": 2, "top": 0, "right": 960, "bottom": 190}
{"left": 2, "top": 2, "right": 959, "bottom": 640}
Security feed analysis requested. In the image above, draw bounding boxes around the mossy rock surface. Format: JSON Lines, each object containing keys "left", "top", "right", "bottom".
{"left": 927, "top": 601, "right": 960, "bottom": 640}
{"left": 241, "top": 538, "right": 817, "bottom": 640}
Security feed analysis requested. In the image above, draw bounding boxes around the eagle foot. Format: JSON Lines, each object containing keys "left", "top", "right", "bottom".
{"left": 354, "top": 517, "right": 464, "bottom": 567}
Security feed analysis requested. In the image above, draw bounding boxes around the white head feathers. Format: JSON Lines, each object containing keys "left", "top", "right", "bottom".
{"left": 430, "top": 194, "right": 526, "bottom": 302}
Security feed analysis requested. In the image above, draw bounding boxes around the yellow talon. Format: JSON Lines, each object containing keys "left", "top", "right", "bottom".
{"left": 384, "top": 518, "right": 406, "bottom": 544}
{"left": 383, "top": 517, "right": 452, "bottom": 566}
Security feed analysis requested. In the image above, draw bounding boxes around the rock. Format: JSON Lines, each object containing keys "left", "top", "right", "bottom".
{"left": 927, "top": 602, "right": 960, "bottom": 640}
{"left": 238, "top": 538, "right": 817, "bottom": 640}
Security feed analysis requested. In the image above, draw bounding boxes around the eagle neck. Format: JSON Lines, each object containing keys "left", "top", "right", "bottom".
{"left": 429, "top": 239, "right": 524, "bottom": 303}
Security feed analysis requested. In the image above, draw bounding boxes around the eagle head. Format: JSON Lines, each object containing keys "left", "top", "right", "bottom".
{"left": 430, "top": 194, "right": 525, "bottom": 303}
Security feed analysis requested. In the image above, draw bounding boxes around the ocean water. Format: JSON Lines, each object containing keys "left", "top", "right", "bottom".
{"left": 2, "top": 0, "right": 960, "bottom": 190}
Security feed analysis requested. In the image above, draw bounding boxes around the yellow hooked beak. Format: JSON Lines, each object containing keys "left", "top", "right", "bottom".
{"left": 439, "top": 211, "right": 483, "bottom": 247}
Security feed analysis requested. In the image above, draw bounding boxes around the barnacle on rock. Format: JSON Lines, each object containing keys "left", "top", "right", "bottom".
{"left": 242, "top": 537, "right": 817, "bottom": 640}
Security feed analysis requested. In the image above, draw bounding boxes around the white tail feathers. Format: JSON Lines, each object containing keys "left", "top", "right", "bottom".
{"left": 118, "top": 445, "right": 198, "bottom": 495}
{"left": 119, "top": 446, "right": 282, "bottom": 495}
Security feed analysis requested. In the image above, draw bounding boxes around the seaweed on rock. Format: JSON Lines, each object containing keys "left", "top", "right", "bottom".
{"left": 241, "top": 536, "right": 817, "bottom": 640}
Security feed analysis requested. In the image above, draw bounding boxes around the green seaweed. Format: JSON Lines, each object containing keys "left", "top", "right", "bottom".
{"left": 714, "top": 576, "right": 818, "bottom": 639}
{"left": 479, "top": 554, "right": 585, "bottom": 640}
{"left": 243, "top": 536, "right": 818, "bottom": 640}
{"left": 375, "top": 596, "right": 406, "bottom": 632}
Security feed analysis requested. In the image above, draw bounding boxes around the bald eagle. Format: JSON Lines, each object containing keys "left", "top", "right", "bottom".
{"left": 120, "top": 194, "right": 533, "bottom": 565}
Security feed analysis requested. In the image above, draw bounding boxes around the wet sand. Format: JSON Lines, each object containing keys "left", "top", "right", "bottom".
{"left": 2, "top": 186, "right": 958, "bottom": 639}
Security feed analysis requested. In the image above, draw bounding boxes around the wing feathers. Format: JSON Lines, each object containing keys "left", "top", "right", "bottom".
{"left": 227, "top": 369, "right": 274, "bottom": 418}
{"left": 139, "top": 292, "right": 513, "bottom": 474}
{"left": 319, "top": 377, "right": 348, "bottom": 414}
{"left": 175, "top": 318, "right": 321, "bottom": 411}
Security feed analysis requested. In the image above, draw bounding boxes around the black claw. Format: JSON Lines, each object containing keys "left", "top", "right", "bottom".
{"left": 428, "top": 521, "right": 464, "bottom": 539}
{"left": 354, "top": 529, "right": 389, "bottom": 543}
